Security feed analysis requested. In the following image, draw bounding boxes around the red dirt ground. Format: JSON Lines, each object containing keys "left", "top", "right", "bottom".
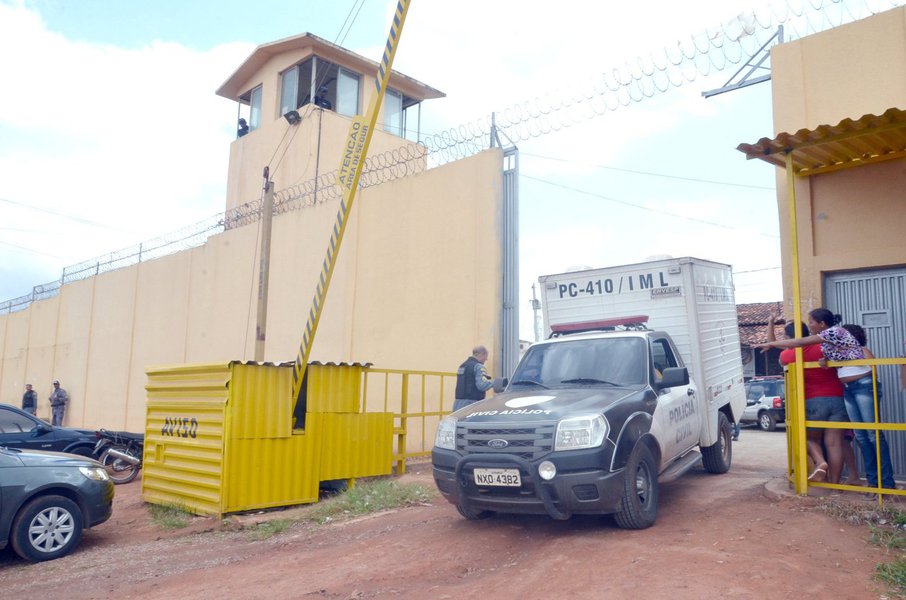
{"left": 0, "top": 429, "right": 897, "bottom": 600}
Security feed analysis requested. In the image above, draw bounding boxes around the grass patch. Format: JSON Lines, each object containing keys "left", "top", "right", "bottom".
{"left": 303, "top": 479, "right": 435, "bottom": 525}
{"left": 248, "top": 518, "right": 293, "bottom": 540}
{"left": 876, "top": 557, "right": 906, "bottom": 597}
{"left": 818, "top": 496, "right": 906, "bottom": 528}
{"left": 148, "top": 502, "right": 193, "bottom": 529}
{"left": 870, "top": 524, "right": 906, "bottom": 552}
{"left": 819, "top": 497, "right": 906, "bottom": 598}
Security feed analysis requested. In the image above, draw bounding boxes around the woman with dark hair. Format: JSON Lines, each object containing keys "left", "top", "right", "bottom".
{"left": 755, "top": 308, "right": 850, "bottom": 483}
{"left": 839, "top": 324, "right": 895, "bottom": 490}
{"left": 756, "top": 308, "right": 864, "bottom": 368}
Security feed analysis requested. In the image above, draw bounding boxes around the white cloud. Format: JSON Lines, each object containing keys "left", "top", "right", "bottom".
{"left": 0, "top": 0, "right": 785, "bottom": 316}
{"left": 0, "top": 3, "right": 253, "bottom": 295}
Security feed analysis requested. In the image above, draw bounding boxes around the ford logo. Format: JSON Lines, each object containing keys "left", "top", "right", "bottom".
{"left": 488, "top": 439, "right": 509, "bottom": 449}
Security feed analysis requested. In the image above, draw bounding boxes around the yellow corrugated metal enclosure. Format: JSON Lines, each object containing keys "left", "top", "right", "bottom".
{"left": 143, "top": 361, "right": 393, "bottom": 516}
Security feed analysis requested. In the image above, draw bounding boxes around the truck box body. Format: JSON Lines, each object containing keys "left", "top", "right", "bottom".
{"left": 539, "top": 256, "right": 745, "bottom": 437}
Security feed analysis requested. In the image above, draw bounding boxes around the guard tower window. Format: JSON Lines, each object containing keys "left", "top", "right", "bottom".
{"left": 384, "top": 88, "right": 421, "bottom": 140}
{"left": 238, "top": 84, "right": 263, "bottom": 134}
{"left": 280, "top": 57, "right": 360, "bottom": 118}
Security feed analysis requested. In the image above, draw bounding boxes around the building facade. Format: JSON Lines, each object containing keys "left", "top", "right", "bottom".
{"left": 739, "top": 6, "right": 906, "bottom": 477}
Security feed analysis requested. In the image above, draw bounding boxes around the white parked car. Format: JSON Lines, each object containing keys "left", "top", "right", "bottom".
{"left": 741, "top": 377, "right": 785, "bottom": 431}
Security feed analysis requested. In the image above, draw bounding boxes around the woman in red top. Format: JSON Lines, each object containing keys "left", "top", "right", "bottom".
{"left": 760, "top": 312, "right": 847, "bottom": 483}
{"left": 778, "top": 340, "right": 847, "bottom": 484}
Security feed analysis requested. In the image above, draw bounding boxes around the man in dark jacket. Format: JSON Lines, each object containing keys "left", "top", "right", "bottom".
{"left": 453, "top": 345, "right": 497, "bottom": 412}
{"left": 22, "top": 383, "right": 37, "bottom": 415}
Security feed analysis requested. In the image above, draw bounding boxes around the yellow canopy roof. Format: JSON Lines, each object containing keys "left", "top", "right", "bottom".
{"left": 737, "top": 107, "right": 906, "bottom": 176}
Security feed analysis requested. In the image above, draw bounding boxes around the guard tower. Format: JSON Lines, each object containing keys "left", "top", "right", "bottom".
{"left": 216, "top": 32, "right": 445, "bottom": 212}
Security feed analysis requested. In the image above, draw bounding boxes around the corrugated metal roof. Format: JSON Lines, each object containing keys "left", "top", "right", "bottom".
{"left": 228, "top": 360, "right": 373, "bottom": 368}
{"left": 737, "top": 107, "right": 906, "bottom": 176}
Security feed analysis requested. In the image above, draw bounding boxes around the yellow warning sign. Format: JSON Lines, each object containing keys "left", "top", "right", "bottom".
{"left": 338, "top": 116, "right": 370, "bottom": 192}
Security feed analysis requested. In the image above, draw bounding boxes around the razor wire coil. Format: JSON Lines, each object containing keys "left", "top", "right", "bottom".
{"left": 2, "top": 0, "right": 903, "bottom": 313}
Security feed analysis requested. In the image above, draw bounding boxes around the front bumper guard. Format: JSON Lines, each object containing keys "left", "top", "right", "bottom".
{"left": 453, "top": 454, "right": 571, "bottom": 521}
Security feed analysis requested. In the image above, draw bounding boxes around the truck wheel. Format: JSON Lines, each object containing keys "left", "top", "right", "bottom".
{"left": 758, "top": 411, "right": 777, "bottom": 432}
{"left": 613, "top": 444, "right": 658, "bottom": 530}
{"left": 10, "top": 495, "right": 84, "bottom": 562}
{"left": 455, "top": 504, "right": 492, "bottom": 521}
{"left": 702, "top": 412, "right": 732, "bottom": 474}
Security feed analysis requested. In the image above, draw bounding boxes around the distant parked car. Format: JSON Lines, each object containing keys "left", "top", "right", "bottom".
{"left": 741, "top": 377, "right": 786, "bottom": 431}
{"left": 0, "top": 404, "right": 96, "bottom": 456}
{"left": 0, "top": 446, "right": 113, "bottom": 561}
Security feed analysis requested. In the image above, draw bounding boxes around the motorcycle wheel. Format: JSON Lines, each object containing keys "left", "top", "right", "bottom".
{"left": 100, "top": 446, "right": 141, "bottom": 484}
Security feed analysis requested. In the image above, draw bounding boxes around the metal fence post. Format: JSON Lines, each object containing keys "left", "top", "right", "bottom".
{"left": 397, "top": 373, "right": 409, "bottom": 475}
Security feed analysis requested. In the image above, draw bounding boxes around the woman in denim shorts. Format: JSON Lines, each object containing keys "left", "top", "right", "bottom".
{"left": 781, "top": 345, "right": 847, "bottom": 482}
{"left": 756, "top": 309, "right": 849, "bottom": 483}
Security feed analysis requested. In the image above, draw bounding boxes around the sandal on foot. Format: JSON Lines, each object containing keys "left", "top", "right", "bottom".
{"left": 808, "top": 464, "right": 828, "bottom": 482}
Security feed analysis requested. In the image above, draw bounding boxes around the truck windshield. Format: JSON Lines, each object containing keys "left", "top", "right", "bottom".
{"left": 511, "top": 337, "right": 647, "bottom": 388}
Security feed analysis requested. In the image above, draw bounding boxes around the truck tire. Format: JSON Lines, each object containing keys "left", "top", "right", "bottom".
{"left": 613, "top": 443, "right": 658, "bottom": 530}
{"left": 758, "top": 411, "right": 777, "bottom": 432}
{"left": 455, "top": 504, "right": 492, "bottom": 521}
{"left": 702, "top": 411, "right": 732, "bottom": 474}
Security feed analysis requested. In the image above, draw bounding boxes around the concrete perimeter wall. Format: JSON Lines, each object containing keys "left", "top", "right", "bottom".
{"left": 0, "top": 149, "right": 503, "bottom": 430}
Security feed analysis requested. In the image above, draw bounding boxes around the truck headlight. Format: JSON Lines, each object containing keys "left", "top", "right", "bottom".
{"left": 554, "top": 415, "right": 608, "bottom": 451}
{"left": 435, "top": 416, "right": 458, "bottom": 450}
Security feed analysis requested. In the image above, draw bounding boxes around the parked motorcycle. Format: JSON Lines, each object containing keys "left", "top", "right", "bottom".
{"left": 93, "top": 428, "right": 144, "bottom": 484}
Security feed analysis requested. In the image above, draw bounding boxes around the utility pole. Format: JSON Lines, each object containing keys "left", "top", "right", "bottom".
{"left": 531, "top": 283, "right": 543, "bottom": 342}
{"left": 254, "top": 166, "right": 274, "bottom": 362}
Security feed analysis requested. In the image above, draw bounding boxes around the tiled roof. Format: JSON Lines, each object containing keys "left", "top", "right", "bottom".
{"left": 737, "top": 301, "right": 784, "bottom": 347}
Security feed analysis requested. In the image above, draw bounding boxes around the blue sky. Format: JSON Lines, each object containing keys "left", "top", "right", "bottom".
{"left": 3, "top": 0, "right": 881, "bottom": 339}
{"left": 24, "top": 0, "right": 388, "bottom": 50}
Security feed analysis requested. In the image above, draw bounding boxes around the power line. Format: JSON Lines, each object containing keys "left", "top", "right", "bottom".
{"left": 0, "top": 239, "right": 65, "bottom": 259}
{"left": 733, "top": 266, "right": 781, "bottom": 274}
{"left": 0, "top": 197, "right": 125, "bottom": 231}
{"left": 337, "top": 0, "right": 367, "bottom": 47}
{"left": 0, "top": 226, "right": 46, "bottom": 234}
{"left": 521, "top": 152, "right": 774, "bottom": 191}
{"left": 521, "top": 174, "right": 780, "bottom": 238}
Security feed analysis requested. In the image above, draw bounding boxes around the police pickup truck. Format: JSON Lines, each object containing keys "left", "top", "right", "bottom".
{"left": 432, "top": 316, "right": 743, "bottom": 529}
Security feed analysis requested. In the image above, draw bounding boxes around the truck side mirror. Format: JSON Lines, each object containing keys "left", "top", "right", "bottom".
{"left": 658, "top": 367, "right": 689, "bottom": 389}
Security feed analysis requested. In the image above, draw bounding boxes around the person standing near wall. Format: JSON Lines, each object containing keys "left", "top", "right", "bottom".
{"left": 48, "top": 380, "right": 69, "bottom": 426}
{"left": 453, "top": 345, "right": 501, "bottom": 413}
{"left": 21, "top": 384, "right": 37, "bottom": 416}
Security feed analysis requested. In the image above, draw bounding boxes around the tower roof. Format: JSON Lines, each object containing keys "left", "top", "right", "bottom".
{"left": 216, "top": 32, "right": 445, "bottom": 102}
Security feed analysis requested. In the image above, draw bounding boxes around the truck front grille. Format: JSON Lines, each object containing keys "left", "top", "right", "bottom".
{"left": 456, "top": 422, "right": 556, "bottom": 460}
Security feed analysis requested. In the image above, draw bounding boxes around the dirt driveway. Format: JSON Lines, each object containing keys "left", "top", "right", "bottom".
{"left": 0, "top": 427, "right": 896, "bottom": 600}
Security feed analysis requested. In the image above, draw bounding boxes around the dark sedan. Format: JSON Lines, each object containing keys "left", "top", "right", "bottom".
{"left": 0, "top": 403, "right": 97, "bottom": 456}
{"left": 0, "top": 447, "right": 114, "bottom": 561}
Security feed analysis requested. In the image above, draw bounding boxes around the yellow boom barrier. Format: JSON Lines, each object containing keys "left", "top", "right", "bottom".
{"left": 291, "top": 0, "right": 412, "bottom": 411}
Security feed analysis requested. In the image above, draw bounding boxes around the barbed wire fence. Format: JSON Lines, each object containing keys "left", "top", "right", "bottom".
{"left": 2, "top": 0, "right": 903, "bottom": 314}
